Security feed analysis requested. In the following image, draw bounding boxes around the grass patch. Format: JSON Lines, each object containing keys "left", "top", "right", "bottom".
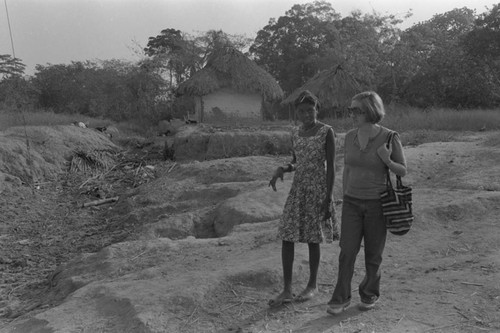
{"left": 322, "top": 105, "right": 500, "bottom": 146}
{"left": 323, "top": 106, "right": 500, "bottom": 134}
{"left": 2, "top": 106, "right": 499, "bottom": 147}
{"left": 382, "top": 105, "right": 500, "bottom": 132}
{"left": 0, "top": 110, "right": 105, "bottom": 131}
{"left": 382, "top": 106, "right": 500, "bottom": 146}
{"left": 0, "top": 110, "right": 143, "bottom": 139}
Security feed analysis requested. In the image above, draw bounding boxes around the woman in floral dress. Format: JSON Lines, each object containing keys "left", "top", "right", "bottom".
{"left": 268, "top": 90, "right": 338, "bottom": 307}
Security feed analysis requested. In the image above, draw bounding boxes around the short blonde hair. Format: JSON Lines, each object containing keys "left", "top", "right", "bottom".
{"left": 352, "top": 91, "right": 385, "bottom": 124}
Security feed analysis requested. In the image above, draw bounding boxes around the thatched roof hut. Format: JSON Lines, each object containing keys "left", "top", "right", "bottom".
{"left": 282, "top": 65, "right": 362, "bottom": 118}
{"left": 176, "top": 46, "right": 284, "bottom": 123}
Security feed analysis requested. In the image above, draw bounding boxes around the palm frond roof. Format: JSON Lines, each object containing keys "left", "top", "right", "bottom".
{"left": 176, "top": 46, "right": 284, "bottom": 100}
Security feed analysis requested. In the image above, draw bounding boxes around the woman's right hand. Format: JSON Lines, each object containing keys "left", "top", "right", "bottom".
{"left": 268, "top": 167, "right": 284, "bottom": 191}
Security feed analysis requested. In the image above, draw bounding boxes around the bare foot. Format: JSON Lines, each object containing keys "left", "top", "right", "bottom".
{"left": 294, "top": 286, "right": 318, "bottom": 302}
{"left": 268, "top": 291, "right": 295, "bottom": 308}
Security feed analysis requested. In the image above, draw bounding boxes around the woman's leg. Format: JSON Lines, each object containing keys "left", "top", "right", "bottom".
{"left": 329, "top": 197, "right": 364, "bottom": 306}
{"left": 282, "top": 240, "right": 295, "bottom": 293}
{"left": 358, "top": 200, "right": 387, "bottom": 305}
{"left": 296, "top": 243, "right": 320, "bottom": 301}
{"left": 307, "top": 242, "right": 320, "bottom": 290}
{"left": 269, "top": 240, "right": 295, "bottom": 306}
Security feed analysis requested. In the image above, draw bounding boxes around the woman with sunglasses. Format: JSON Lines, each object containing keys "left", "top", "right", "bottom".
{"left": 268, "top": 90, "right": 338, "bottom": 307}
{"left": 327, "top": 91, "right": 407, "bottom": 314}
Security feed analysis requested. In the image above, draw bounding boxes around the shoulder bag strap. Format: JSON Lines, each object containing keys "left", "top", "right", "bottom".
{"left": 387, "top": 131, "right": 405, "bottom": 189}
{"left": 385, "top": 131, "right": 395, "bottom": 189}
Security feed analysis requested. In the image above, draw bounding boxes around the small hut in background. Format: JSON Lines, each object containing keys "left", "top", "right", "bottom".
{"left": 282, "top": 65, "right": 361, "bottom": 119}
{"left": 176, "top": 46, "right": 284, "bottom": 123}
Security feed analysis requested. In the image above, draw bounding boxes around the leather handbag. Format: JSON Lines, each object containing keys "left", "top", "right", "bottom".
{"left": 380, "top": 132, "right": 413, "bottom": 235}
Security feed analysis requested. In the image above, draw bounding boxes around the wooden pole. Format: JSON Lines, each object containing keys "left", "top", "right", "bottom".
{"left": 82, "top": 196, "right": 119, "bottom": 208}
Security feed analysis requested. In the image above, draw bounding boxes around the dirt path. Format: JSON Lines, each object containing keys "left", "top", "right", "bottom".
{"left": 0, "top": 129, "right": 499, "bottom": 332}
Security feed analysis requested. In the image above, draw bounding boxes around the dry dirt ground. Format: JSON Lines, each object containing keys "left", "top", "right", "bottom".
{"left": 0, "top": 124, "right": 499, "bottom": 333}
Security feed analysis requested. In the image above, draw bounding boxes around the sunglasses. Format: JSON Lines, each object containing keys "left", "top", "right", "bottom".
{"left": 347, "top": 107, "right": 365, "bottom": 115}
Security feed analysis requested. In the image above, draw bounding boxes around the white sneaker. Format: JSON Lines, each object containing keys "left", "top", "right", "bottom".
{"left": 326, "top": 301, "right": 350, "bottom": 315}
{"left": 358, "top": 299, "right": 378, "bottom": 311}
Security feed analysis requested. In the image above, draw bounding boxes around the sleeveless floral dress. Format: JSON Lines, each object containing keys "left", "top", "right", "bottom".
{"left": 278, "top": 125, "right": 339, "bottom": 244}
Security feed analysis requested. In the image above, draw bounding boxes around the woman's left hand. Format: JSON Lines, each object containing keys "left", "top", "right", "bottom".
{"left": 321, "top": 197, "right": 333, "bottom": 220}
{"left": 268, "top": 167, "right": 284, "bottom": 191}
{"left": 377, "top": 143, "right": 392, "bottom": 164}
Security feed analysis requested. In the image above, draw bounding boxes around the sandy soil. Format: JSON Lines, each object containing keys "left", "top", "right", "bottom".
{"left": 0, "top": 125, "right": 499, "bottom": 333}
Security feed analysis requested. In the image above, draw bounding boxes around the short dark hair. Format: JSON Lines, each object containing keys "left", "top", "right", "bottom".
{"left": 351, "top": 91, "right": 385, "bottom": 124}
{"left": 294, "top": 90, "right": 320, "bottom": 110}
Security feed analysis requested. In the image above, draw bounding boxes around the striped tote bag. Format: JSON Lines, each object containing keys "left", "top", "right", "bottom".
{"left": 380, "top": 132, "right": 413, "bottom": 235}
{"left": 380, "top": 175, "right": 413, "bottom": 235}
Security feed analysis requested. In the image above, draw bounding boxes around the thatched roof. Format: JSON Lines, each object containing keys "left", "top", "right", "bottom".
{"left": 176, "top": 46, "right": 284, "bottom": 100}
{"left": 282, "top": 65, "right": 361, "bottom": 107}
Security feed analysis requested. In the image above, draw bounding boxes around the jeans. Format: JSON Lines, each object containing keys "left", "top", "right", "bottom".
{"left": 329, "top": 195, "right": 387, "bottom": 305}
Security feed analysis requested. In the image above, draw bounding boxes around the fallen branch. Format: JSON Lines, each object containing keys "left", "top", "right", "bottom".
{"left": 167, "top": 162, "right": 177, "bottom": 173}
{"left": 423, "top": 324, "right": 459, "bottom": 332}
{"left": 442, "top": 290, "right": 456, "bottom": 294}
{"left": 221, "top": 302, "right": 242, "bottom": 312}
{"left": 460, "top": 282, "right": 484, "bottom": 287}
{"left": 78, "top": 174, "right": 100, "bottom": 189}
{"left": 181, "top": 305, "right": 199, "bottom": 329}
{"left": 82, "top": 196, "right": 119, "bottom": 208}
{"left": 78, "top": 162, "right": 122, "bottom": 189}
{"left": 454, "top": 305, "right": 470, "bottom": 320}
{"left": 464, "top": 325, "right": 490, "bottom": 331}
{"left": 129, "top": 250, "right": 148, "bottom": 261}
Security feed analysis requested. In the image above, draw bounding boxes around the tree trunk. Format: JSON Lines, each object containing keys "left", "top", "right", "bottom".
{"left": 199, "top": 96, "right": 204, "bottom": 123}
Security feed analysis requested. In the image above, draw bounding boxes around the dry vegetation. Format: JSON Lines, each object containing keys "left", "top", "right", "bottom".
{"left": 2, "top": 105, "right": 500, "bottom": 139}
{"left": 1, "top": 107, "right": 499, "bottom": 332}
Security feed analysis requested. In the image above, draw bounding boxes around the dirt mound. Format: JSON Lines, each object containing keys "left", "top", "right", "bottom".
{"left": 0, "top": 125, "right": 119, "bottom": 188}
{"left": 173, "top": 125, "right": 292, "bottom": 161}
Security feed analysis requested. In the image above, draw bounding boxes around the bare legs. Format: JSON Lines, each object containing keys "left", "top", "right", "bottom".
{"left": 306, "top": 242, "right": 320, "bottom": 289}
{"left": 269, "top": 241, "right": 320, "bottom": 306}
{"left": 282, "top": 240, "right": 295, "bottom": 295}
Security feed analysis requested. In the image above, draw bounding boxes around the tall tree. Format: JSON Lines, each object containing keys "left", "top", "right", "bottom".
{"left": 32, "top": 60, "right": 166, "bottom": 121}
{"left": 144, "top": 29, "right": 252, "bottom": 88}
{"left": 0, "top": 54, "right": 25, "bottom": 79}
{"left": 392, "top": 7, "right": 479, "bottom": 107}
{"left": 250, "top": 1, "right": 404, "bottom": 96}
{"left": 144, "top": 28, "right": 201, "bottom": 87}
{"left": 336, "top": 10, "right": 403, "bottom": 91}
{"left": 250, "top": 1, "right": 341, "bottom": 94}
{"left": 461, "top": 4, "right": 500, "bottom": 104}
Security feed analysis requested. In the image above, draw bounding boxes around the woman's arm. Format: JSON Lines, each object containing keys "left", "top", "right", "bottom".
{"left": 281, "top": 132, "right": 297, "bottom": 173}
{"left": 343, "top": 131, "right": 352, "bottom": 194}
{"left": 378, "top": 133, "right": 407, "bottom": 177}
{"left": 325, "top": 128, "right": 335, "bottom": 201}
{"left": 277, "top": 150, "right": 296, "bottom": 175}
{"left": 269, "top": 149, "right": 296, "bottom": 192}
{"left": 321, "top": 128, "right": 335, "bottom": 219}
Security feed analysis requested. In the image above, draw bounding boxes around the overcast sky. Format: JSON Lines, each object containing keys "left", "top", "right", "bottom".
{"left": 1, "top": 0, "right": 498, "bottom": 75}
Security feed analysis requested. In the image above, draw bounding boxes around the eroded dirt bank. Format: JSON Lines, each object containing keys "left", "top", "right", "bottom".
{"left": 0, "top": 126, "right": 499, "bottom": 333}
